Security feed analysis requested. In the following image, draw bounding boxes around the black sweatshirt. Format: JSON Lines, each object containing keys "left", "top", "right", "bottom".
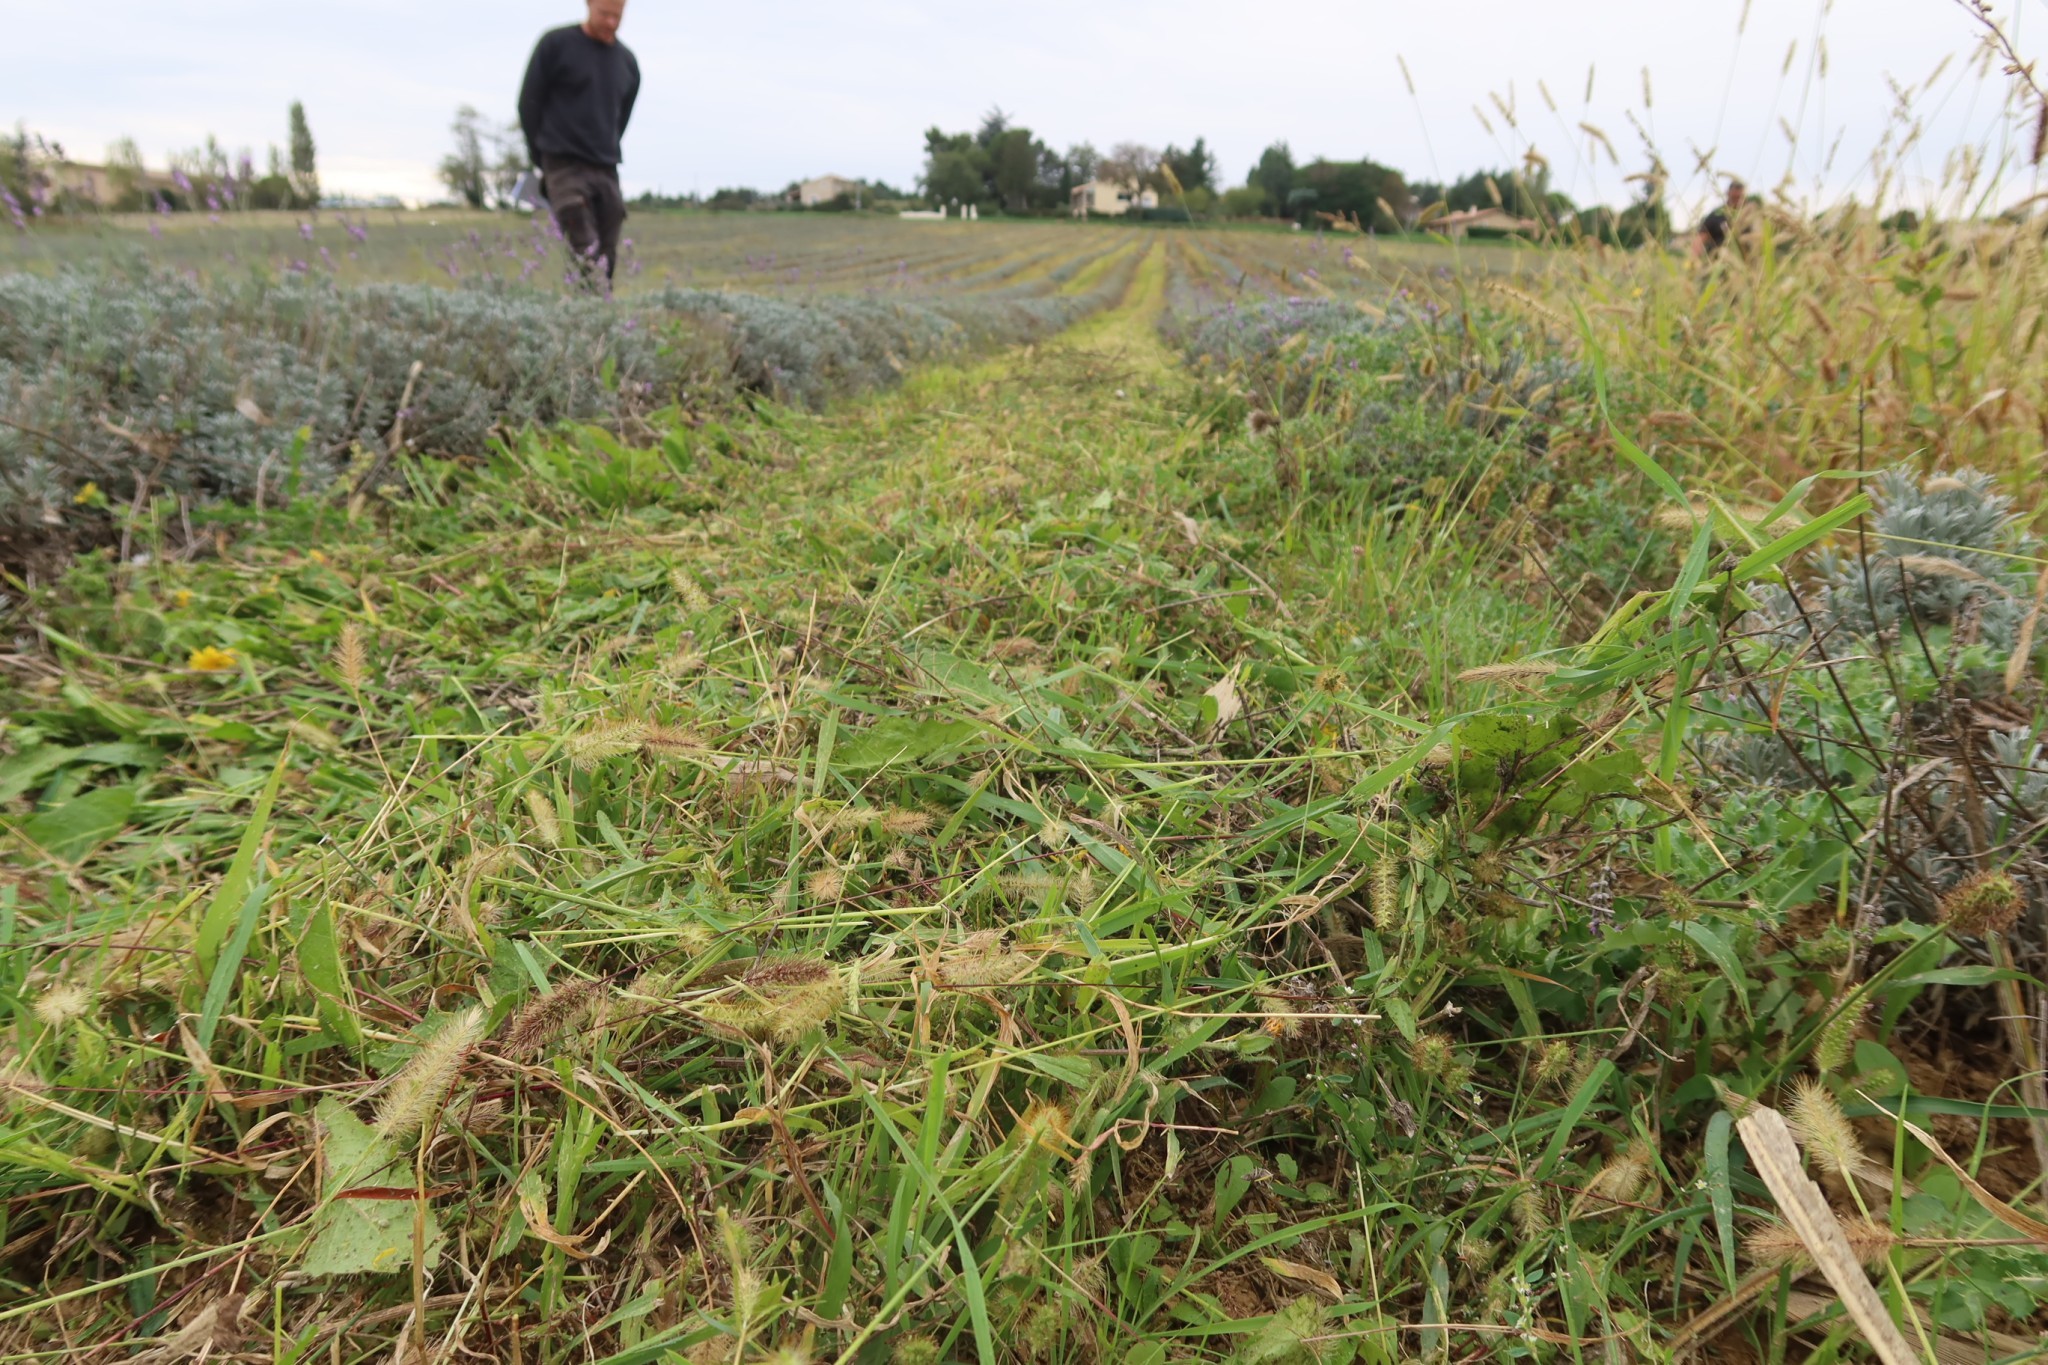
{"left": 518, "top": 25, "right": 640, "bottom": 169}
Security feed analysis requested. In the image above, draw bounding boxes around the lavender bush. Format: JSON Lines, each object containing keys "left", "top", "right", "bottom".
{"left": 0, "top": 261, "right": 1125, "bottom": 544}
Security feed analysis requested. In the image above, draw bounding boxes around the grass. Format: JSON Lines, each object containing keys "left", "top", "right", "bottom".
{"left": 6, "top": 181, "right": 2048, "bottom": 1363}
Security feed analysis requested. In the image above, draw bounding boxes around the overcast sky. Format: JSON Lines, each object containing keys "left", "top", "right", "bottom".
{"left": 10, "top": 0, "right": 2045, "bottom": 214}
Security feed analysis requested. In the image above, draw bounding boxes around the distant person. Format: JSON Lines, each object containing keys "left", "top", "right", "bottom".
{"left": 519, "top": 0, "right": 640, "bottom": 285}
{"left": 1695, "top": 179, "right": 1747, "bottom": 257}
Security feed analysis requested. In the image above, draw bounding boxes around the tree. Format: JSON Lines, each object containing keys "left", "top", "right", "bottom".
{"left": 288, "top": 101, "right": 319, "bottom": 207}
{"left": 1162, "top": 138, "right": 1218, "bottom": 194}
{"left": 105, "top": 137, "right": 146, "bottom": 206}
{"left": 921, "top": 127, "right": 987, "bottom": 207}
{"left": 1295, "top": 157, "right": 1410, "bottom": 231}
{"left": 1065, "top": 143, "right": 1100, "bottom": 185}
{"left": 439, "top": 107, "right": 526, "bottom": 210}
{"left": 1098, "top": 143, "right": 1160, "bottom": 191}
{"left": 440, "top": 106, "right": 491, "bottom": 208}
{"left": 989, "top": 127, "right": 1040, "bottom": 212}
{"left": 1251, "top": 142, "right": 1295, "bottom": 216}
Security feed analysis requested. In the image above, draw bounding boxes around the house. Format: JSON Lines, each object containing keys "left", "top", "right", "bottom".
{"left": 794, "top": 174, "right": 862, "bottom": 208}
{"left": 1070, "top": 180, "right": 1159, "bottom": 218}
{"left": 1434, "top": 207, "right": 1541, "bottom": 238}
{"left": 40, "top": 160, "right": 178, "bottom": 209}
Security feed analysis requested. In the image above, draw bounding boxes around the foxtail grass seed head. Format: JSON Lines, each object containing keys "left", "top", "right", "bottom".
{"left": 1014, "top": 1101, "right": 1073, "bottom": 1154}
{"left": 1531, "top": 1039, "right": 1573, "bottom": 1089}
{"left": 524, "top": 789, "right": 562, "bottom": 847}
{"left": 1456, "top": 661, "right": 1559, "bottom": 689}
{"left": 670, "top": 568, "right": 712, "bottom": 613}
{"left": 892, "top": 1338, "right": 942, "bottom": 1365}
{"left": 375, "top": 1007, "right": 484, "bottom": 1142}
{"left": 1789, "top": 1076, "right": 1864, "bottom": 1178}
{"left": 879, "top": 808, "right": 932, "bottom": 839}
{"left": 1745, "top": 1223, "right": 1807, "bottom": 1268}
{"left": 1747, "top": 1217, "right": 1893, "bottom": 1268}
{"left": 1370, "top": 859, "right": 1400, "bottom": 931}
{"left": 567, "top": 720, "right": 641, "bottom": 770}
{"left": 1511, "top": 1186, "right": 1549, "bottom": 1239}
{"left": 335, "top": 621, "right": 367, "bottom": 690}
{"left": 1456, "top": 1234, "right": 1496, "bottom": 1270}
{"left": 1021, "top": 1303, "right": 1064, "bottom": 1360}
{"left": 1894, "top": 554, "right": 1995, "bottom": 586}
{"left": 805, "top": 867, "right": 847, "bottom": 903}
{"left": 699, "top": 956, "right": 846, "bottom": 1044}
{"left": 503, "top": 978, "right": 604, "bottom": 1060}
{"left": 1573, "top": 1141, "right": 1653, "bottom": 1217}
{"left": 1410, "top": 1031, "right": 1459, "bottom": 1082}
{"left": 1814, "top": 999, "right": 1867, "bottom": 1074}
{"left": 1711, "top": 1077, "right": 1759, "bottom": 1120}
{"left": 638, "top": 722, "right": 700, "bottom": 760}
{"left": 1939, "top": 871, "right": 2025, "bottom": 936}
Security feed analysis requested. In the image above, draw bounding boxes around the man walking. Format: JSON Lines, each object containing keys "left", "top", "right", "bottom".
{"left": 519, "top": 0, "right": 639, "bottom": 285}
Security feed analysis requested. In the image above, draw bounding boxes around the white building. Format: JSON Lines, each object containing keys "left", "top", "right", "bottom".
{"left": 795, "top": 174, "right": 862, "bottom": 208}
{"left": 1070, "top": 180, "right": 1159, "bottom": 218}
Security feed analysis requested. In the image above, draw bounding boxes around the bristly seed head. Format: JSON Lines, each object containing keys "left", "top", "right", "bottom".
{"left": 375, "top": 1007, "right": 485, "bottom": 1142}
{"left": 1939, "top": 871, "right": 2025, "bottom": 937}
{"left": 1370, "top": 859, "right": 1401, "bottom": 932}
{"left": 1788, "top": 1076, "right": 1865, "bottom": 1178}
{"left": 566, "top": 720, "right": 642, "bottom": 770}
{"left": 805, "top": 867, "right": 847, "bottom": 903}
{"left": 503, "top": 978, "right": 605, "bottom": 1060}
{"left": 524, "top": 789, "right": 562, "bottom": 847}
{"left": 33, "top": 982, "right": 94, "bottom": 1029}
{"left": 335, "top": 621, "right": 368, "bottom": 690}
{"left": 1814, "top": 998, "right": 1868, "bottom": 1074}
{"left": 697, "top": 956, "right": 846, "bottom": 1044}
{"left": 879, "top": 808, "right": 933, "bottom": 839}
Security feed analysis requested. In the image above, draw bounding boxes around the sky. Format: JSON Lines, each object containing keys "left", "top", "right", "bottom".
{"left": 10, "top": 0, "right": 2046, "bottom": 216}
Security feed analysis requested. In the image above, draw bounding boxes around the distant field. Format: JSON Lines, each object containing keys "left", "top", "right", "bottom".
{"left": 0, "top": 207, "right": 1537, "bottom": 302}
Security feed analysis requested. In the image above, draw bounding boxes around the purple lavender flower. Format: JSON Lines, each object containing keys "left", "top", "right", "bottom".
{"left": 172, "top": 169, "right": 192, "bottom": 194}
{"left": 299, "top": 221, "right": 314, "bottom": 242}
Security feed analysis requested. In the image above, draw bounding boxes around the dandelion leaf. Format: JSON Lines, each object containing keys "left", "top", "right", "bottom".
{"left": 302, "top": 1098, "right": 443, "bottom": 1277}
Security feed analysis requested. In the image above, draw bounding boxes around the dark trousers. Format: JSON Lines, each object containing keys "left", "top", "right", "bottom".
{"left": 541, "top": 157, "right": 626, "bottom": 284}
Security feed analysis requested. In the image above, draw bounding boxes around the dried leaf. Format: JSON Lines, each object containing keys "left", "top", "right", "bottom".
{"left": 1260, "top": 1255, "right": 1343, "bottom": 1300}
{"left": 1898, "top": 1112, "right": 2048, "bottom": 1246}
{"left": 1204, "top": 669, "right": 1243, "bottom": 737}
{"left": 1735, "top": 1106, "right": 1917, "bottom": 1365}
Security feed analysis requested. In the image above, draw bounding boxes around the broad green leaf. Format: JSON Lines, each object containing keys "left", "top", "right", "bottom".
{"left": 21, "top": 785, "right": 136, "bottom": 863}
{"left": 0, "top": 746, "right": 85, "bottom": 805}
{"left": 1704, "top": 1110, "right": 1738, "bottom": 1289}
{"left": 1730, "top": 494, "right": 1871, "bottom": 580}
{"left": 301, "top": 1099, "right": 443, "bottom": 1276}
{"left": 196, "top": 878, "right": 264, "bottom": 1049}
{"left": 833, "top": 716, "right": 983, "bottom": 771}
{"left": 300, "top": 900, "right": 363, "bottom": 1052}
{"left": 195, "top": 748, "right": 289, "bottom": 975}
{"left": 1535, "top": 1059, "right": 1614, "bottom": 1179}
{"left": 1679, "top": 921, "right": 1753, "bottom": 1020}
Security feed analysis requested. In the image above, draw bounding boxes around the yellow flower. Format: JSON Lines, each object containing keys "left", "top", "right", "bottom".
{"left": 73, "top": 482, "right": 102, "bottom": 506}
{"left": 187, "top": 646, "right": 239, "bottom": 673}
{"left": 308, "top": 549, "right": 328, "bottom": 565}
{"left": 172, "top": 589, "right": 194, "bottom": 609}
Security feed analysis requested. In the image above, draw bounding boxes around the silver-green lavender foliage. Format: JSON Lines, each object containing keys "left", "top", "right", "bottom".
{"left": 0, "top": 265, "right": 1114, "bottom": 534}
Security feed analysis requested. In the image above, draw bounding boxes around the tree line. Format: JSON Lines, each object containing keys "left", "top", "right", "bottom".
{"left": 911, "top": 110, "right": 1675, "bottom": 242}
{"left": 2, "top": 106, "right": 321, "bottom": 216}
